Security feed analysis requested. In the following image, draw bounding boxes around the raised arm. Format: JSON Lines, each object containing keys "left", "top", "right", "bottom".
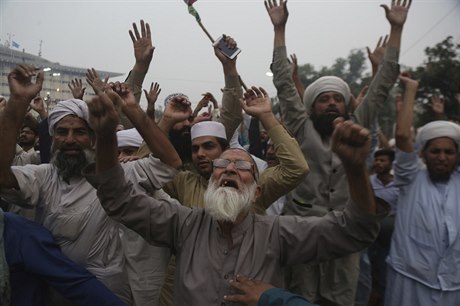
{"left": 353, "top": 0, "right": 412, "bottom": 128}
{"left": 241, "top": 86, "right": 309, "bottom": 209}
{"left": 289, "top": 53, "right": 305, "bottom": 99}
{"left": 331, "top": 119, "right": 375, "bottom": 214}
{"left": 143, "top": 81, "right": 161, "bottom": 120}
{"left": 87, "top": 92, "right": 120, "bottom": 174}
{"left": 214, "top": 35, "right": 244, "bottom": 142}
{"left": 266, "top": 0, "right": 307, "bottom": 138}
{"left": 125, "top": 20, "right": 154, "bottom": 103}
{"left": 68, "top": 78, "right": 86, "bottom": 100}
{"left": 394, "top": 73, "right": 418, "bottom": 153}
{"left": 0, "top": 65, "right": 43, "bottom": 188}
{"left": 111, "top": 82, "right": 182, "bottom": 169}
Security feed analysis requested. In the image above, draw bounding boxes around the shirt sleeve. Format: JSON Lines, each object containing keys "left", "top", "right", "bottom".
{"left": 352, "top": 47, "right": 400, "bottom": 129}
{"left": 278, "top": 199, "right": 386, "bottom": 266}
{"left": 84, "top": 164, "right": 193, "bottom": 250}
{"left": 219, "top": 75, "right": 243, "bottom": 142}
{"left": 256, "top": 125, "right": 309, "bottom": 211}
{"left": 271, "top": 46, "right": 308, "bottom": 139}
{"left": 122, "top": 154, "right": 178, "bottom": 194}
{"left": 393, "top": 149, "right": 419, "bottom": 187}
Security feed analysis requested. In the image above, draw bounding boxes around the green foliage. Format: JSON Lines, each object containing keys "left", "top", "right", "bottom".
{"left": 407, "top": 36, "right": 460, "bottom": 127}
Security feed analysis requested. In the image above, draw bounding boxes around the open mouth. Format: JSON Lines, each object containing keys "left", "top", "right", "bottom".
{"left": 219, "top": 179, "right": 239, "bottom": 189}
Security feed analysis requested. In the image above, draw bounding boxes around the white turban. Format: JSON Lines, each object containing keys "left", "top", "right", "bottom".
{"left": 303, "top": 76, "right": 351, "bottom": 114}
{"left": 191, "top": 121, "right": 226, "bottom": 141}
{"left": 117, "top": 128, "right": 143, "bottom": 148}
{"left": 48, "top": 99, "right": 89, "bottom": 135}
{"left": 416, "top": 120, "right": 460, "bottom": 152}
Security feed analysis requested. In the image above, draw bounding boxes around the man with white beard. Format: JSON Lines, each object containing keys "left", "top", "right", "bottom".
{"left": 86, "top": 85, "right": 389, "bottom": 306}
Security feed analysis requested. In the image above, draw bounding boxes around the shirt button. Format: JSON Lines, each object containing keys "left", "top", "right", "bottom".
{"left": 224, "top": 250, "right": 228, "bottom": 255}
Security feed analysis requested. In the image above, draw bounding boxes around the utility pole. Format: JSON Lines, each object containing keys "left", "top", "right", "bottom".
{"left": 38, "top": 40, "right": 43, "bottom": 57}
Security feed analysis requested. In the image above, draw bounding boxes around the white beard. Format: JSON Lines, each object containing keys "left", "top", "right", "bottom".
{"left": 204, "top": 177, "right": 257, "bottom": 222}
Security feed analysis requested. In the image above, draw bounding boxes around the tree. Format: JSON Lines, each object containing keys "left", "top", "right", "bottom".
{"left": 408, "top": 36, "right": 460, "bottom": 126}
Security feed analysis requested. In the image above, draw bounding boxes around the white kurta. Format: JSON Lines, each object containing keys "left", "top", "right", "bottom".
{"left": 1, "top": 155, "right": 176, "bottom": 305}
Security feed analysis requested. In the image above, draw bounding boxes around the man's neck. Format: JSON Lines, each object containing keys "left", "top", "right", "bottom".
{"left": 377, "top": 172, "right": 393, "bottom": 186}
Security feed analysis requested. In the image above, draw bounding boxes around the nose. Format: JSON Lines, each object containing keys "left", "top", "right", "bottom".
{"left": 64, "top": 132, "right": 76, "bottom": 144}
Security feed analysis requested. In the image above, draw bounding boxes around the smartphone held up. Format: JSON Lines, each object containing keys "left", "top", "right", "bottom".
{"left": 213, "top": 35, "right": 241, "bottom": 60}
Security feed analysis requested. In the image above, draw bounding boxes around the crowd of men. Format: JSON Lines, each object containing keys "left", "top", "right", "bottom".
{"left": 1, "top": 0, "right": 460, "bottom": 306}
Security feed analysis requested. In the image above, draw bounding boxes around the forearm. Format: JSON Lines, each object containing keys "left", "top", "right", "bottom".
{"left": 272, "top": 46, "right": 307, "bottom": 137}
{"left": 95, "top": 130, "right": 118, "bottom": 175}
{"left": 274, "top": 26, "right": 286, "bottom": 48}
{"left": 124, "top": 105, "right": 182, "bottom": 169}
{"left": 395, "top": 85, "right": 416, "bottom": 152}
{"left": 0, "top": 97, "right": 30, "bottom": 177}
{"left": 219, "top": 74, "right": 243, "bottom": 142}
{"left": 344, "top": 165, "right": 376, "bottom": 214}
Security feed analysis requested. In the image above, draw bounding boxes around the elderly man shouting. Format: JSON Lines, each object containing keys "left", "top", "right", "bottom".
{"left": 85, "top": 85, "right": 388, "bottom": 306}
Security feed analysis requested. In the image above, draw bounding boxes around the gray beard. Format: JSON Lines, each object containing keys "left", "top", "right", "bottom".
{"left": 51, "top": 149, "right": 94, "bottom": 182}
{"left": 204, "top": 177, "right": 256, "bottom": 222}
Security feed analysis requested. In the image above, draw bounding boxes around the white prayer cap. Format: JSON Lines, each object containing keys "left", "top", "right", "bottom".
{"left": 48, "top": 99, "right": 89, "bottom": 135}
{"left": 191, "top": 121, "right": 226, "bottom": 141}
{"left": 416, "top": 120, "right": 460, "bottom": 152}
{"left": 117, "top": 128, "right": 143, "bottom": 148}
{"left": 303, "top": 76, "right": 351, "bottom": 114}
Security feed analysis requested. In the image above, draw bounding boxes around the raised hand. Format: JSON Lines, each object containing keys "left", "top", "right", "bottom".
{"left": 240, "top": 86, "right": 272, "bottom": 119}
{"left": 109, "top": 82, "right": 137, "bottom": 111}
{"left": 331, "top": 119, "right": 371, "bottom": 170}
{"left": 68, "top": 78, "right": 86, "bottom": 99}
{"left": 398, "top": 72, "right": 418, "bottom": 91}
{"left": 381, "top": 0, "right": 412, "bottom": 28}
{"left": 8, "top": 64, "right": 44, "bottom": 101}
{"left": 88, "top": 92, "right": 120, "bottom": 135}
{"left": 430, "top": 95, "right": 444, "bottom": 116}
{"left": 288, "top": 53, "right": 298, "bottom": 76}
{"left": 265, "top": 0, "right": 289, "bottom": 29}
{"left": 129, "top": 19, "right": 154, "bottom": 73}
{"left": 86, "top": 68, "right": 109, "bottom": 94}
{"left": 163, "top": 96, "right": 193, "bottom": 124}
{"left": 30, "top": 95, "right": 48, "bottom": 119}
{"left": 350, "top": 85, "right": 369, "bottom": 111}
{"left": 143, "top": 82, "right": 161, "bottom": 117}
{"left": 367, "top": 35, "right": 388, "bottom": 69}
{"left": 214, "top": 34, "right": 238, "bottom": 65}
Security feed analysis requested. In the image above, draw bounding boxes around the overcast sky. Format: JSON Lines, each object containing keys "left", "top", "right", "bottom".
{"left": 1, "top": 0, "right": 459, "bottom": 109}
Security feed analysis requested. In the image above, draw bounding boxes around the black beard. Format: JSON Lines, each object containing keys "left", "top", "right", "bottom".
{"left": 169, "top": 128, "right": 192, "bottom": 164}
{"left": 429, "top": 171, "right": 452, "bottom": 183}
{"left": 52, "top": 149, "right": 92, "bottom": 182}
{"left": 310, "top": 112, "right": 349, "bottom": 137}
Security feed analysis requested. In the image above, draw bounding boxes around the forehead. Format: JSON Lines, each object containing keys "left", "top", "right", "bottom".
{"left": 220, "top": 149, "right": 252, "bottom": 162}
{"left": 55, "top": 115, "right": 88, "bottom": 129}
{"left": 192, "top": 135, "right": 219, "bottom": 146}
{"left": 425, "top": 137, "right": 458, "bottom": 151}
{"left": 316, "top": 91, "right": 344, "bottom": 99}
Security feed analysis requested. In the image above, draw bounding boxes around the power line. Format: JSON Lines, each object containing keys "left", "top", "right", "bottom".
{"left": 402, "top": 1, "right": 460, "bottom": 57}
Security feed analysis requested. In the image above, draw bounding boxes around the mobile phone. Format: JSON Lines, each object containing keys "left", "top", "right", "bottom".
{"left": 213, "top": 36, "right": 241, "bottom": 60}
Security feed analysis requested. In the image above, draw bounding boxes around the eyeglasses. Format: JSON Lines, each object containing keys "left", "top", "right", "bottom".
{"left": 212, "top": 158, "right": 253, "bottom": 171}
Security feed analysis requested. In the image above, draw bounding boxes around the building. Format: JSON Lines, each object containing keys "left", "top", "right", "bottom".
{"left": 0, "top": 44, "right": 123, "bottom": 111}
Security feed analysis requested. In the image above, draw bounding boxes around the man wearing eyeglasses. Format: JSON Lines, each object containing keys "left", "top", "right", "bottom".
{"left": 162, "top": 86, "right": 309, "bottom": 214}
{"left": 85, "top": 86, "right": 388, "bottom": 306}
